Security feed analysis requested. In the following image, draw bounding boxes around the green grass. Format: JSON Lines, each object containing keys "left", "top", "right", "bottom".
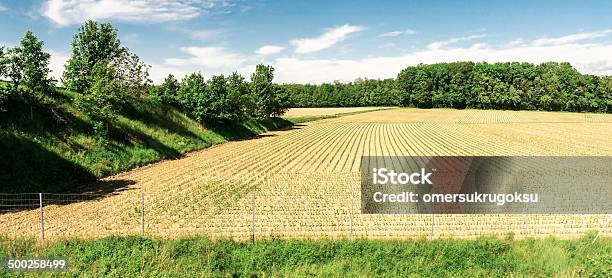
{"left": 283, "top": 107, "right": 395, "bottom": 124}
{"left": 0, "top": 86, "right": 293, "bottom": 193}
{"left": 0, "top": 234, "right": 609, "bottom": 277}
{"left": 283, "top": 114, "right": 339, "bottom": 124}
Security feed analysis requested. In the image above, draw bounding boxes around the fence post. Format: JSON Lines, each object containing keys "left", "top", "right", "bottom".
{"left": 39, "top": 193, "right": 44, "bottom": 241}
{"left": 523, "top": 215, "right": 529, "bottom": 238}
{"left": 251, "top": 188, "right": 256, "bottom": 243}
{"left": 349, "top": 184, "right": 354, "bottom": 240}
{"left": 430, "top": 213, "right": 435, "bottom": 240}
{"left": 430, "top": 203, "right": 435, "bottom": 240}
{"left": 140, "top": 192, "right": 145, "bottom": 236}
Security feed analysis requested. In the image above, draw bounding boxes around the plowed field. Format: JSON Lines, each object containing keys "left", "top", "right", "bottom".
{"left": 2, "top": 108, "right": 611, "bottom": 240}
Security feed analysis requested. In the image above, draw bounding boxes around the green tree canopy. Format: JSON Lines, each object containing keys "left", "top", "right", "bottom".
{"left": 63, "top": 20, "right": 123, "bottom": 93}
{"left": 76, "top": 62, "right": 122, "bottom": 121}
{"left": 177, "top": 72, "right": 207, "bottom": 121}
{"left": 63, "top": 20, "right": 150, "bottom": 95}
{"left": 226, "top": 72, "right": 251, "bottom": 120}
{"left": 151, "top": 74, "right": 180, "bottom": 106}
{"left": 0, "top": 46, "right": 6, "bottom": 78}
{"left": 18, "top": 30, "right": 53, "bottom": 95}
{"left": 250, "top": 64, "right": 275, "bottom": 119}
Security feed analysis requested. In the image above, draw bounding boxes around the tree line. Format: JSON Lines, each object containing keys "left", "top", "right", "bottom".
{"left": 149, "top": 64, "right": 289, "bottom": 123}
{"left": 0, "top": 20, "right": 289, "bottom": 139}
{"left": 396, "top": 62, "right": 611, "bottom": 112}
{"left": 282, "top": 78, "right": 401, "bottom": 107}
{"left": 1, "top": 20, "right": 610, "bottom": 124}
{"left": 284, "top": 62, "right": 611, "bottom": 113}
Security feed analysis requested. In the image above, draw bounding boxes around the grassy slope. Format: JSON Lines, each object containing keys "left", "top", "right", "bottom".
{"left": 0, "top": 85, "right": 293, "bottom": 193}
{"left": 0, "top": 235, "right": 610, "bottom": 277}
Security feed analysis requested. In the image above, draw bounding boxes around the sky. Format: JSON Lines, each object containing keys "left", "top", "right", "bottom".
{"left": 1, "top": 0, "right": 612, "bottom": 84}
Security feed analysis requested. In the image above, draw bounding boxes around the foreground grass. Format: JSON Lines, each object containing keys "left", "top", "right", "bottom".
{"left": 0, "top": 235, "right": 610, "bottom": 277}
{"left": 0, "top": 87, "right": 293, "bottom": 193}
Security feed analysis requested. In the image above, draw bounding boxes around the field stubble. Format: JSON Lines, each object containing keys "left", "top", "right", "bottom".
{"left": 1, "top": 108, "right": 611, "bottom": 240}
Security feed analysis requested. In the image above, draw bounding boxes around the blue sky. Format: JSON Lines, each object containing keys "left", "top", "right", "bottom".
{"left": 1, "top": 0, "right": 612, "bottom": 83}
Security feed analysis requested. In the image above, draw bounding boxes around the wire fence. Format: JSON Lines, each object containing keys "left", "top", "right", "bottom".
{"left": 0, "top": 188, "right": 610, "bottom": 242}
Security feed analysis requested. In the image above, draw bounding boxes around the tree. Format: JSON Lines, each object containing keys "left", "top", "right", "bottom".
{"left": 19, "top": 31, "right": 54, "bottom": 121}
{"left": 227, "top": 72, "right": 251, "bottom": 119}
{"left": 111, "top": 50, "right": 151, "bottom": 96}
{"left": 177, "top": 72, "right": 207, "bottom": 121}
{"left": 63, "top": 20, "right": 123, "bottom": 93}
{"left": 151, "top": 74, "right": 180, "bottom": 106}
{"left": 596, "top": 76, "right": 612, "bottom": 113}
{"left": 270, "top": 84, "right": 290, "bottom": 117}
{"left": 5, "top": 47, "right": 23, "bottom": 92}
{"left": 0, "top": 46, "right": 7, "bottom": 110}
{"left": 0, "top": 46, "right": 6, "bottom": 78}
{"left": 1, "top": 46, "right": 24, "bottom": 112}
{"left": 174, "top": 73, "right": 249, "bottom": 123}
{"left": 250, "top": 64, "right": 275, "bottom": 119}
{"left": 203, "top": 74, "right": 246, "bottom": 122}
{"left": 75, "top": 61, "right": 122, "bottom": 139}
{"left": 63, "top": 20, "right": 149, "bottom": 96}
{"left": 19, "top": 31, "right": 53, "bottom": 94}
{"left": 0, "top": 32, "right": 54, "bottom": 119}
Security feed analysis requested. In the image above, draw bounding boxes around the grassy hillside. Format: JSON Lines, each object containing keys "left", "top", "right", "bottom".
{"left": 0, "top": 235, "right": 609, "bottom": 277}
{"left": 0, "top": 84, "right": 293, "bottom": 193}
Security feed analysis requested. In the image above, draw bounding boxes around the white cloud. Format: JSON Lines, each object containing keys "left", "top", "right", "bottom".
{"left": 505, "top": 38, "right": 525, "bottom": 48}
{"left": 189, "top": 29, "right": 224, "bottom": 40}
{"left": 148, "top": 62, "right": 193, "bottom": 83}
{"left": 290, "top": 24, "right": 365, "bottom": 54}
{"left": 378, "top": 42, "right": 397, "bottom": 49}
{"left": 427, "top": 34, "right": 486, "bottom": 50}
{"left": 531, "top": 29, "right": 612, "bottom": 46}
{"left": 378, "top": 29, "right": 416, "bottom": 37}
{"left": 48, "top": 51, "right": 70, "bottom": 83}
{"left": 0, "top": 4, "right": 7, "bottom": 12}
{"left": 255, "top": 45, "right": 284, "bottom": 55}
{"left": 152, "top": 31, "right": 612, "bottom": 84}
{"left": 41, "top": 0, "right": 224, "bottom": 26}
{"left": 48, "top": 50, "right": 193, "bottom": 84}
{"left": 168, "top": 27, "right": 225, "bottom": 40}
{"left": 48, "top": 50, "right": 228, "bottom": 84}
{"left": 0, "top": 41, "right": 13, "bottom": 48}
{"left": 165, "top": 46, "right": 245, "bottom": 68}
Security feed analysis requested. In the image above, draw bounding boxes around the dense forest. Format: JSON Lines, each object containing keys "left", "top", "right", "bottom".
{"left": 284, "top": 62, "right": 611, "bottom": 113}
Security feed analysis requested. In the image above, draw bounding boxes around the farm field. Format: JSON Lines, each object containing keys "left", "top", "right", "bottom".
{"left": 1, "top": 108, "right": 611, "bottom": 240}
{"left": 283, "top": 107, "right": 389, "bottom": 116}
